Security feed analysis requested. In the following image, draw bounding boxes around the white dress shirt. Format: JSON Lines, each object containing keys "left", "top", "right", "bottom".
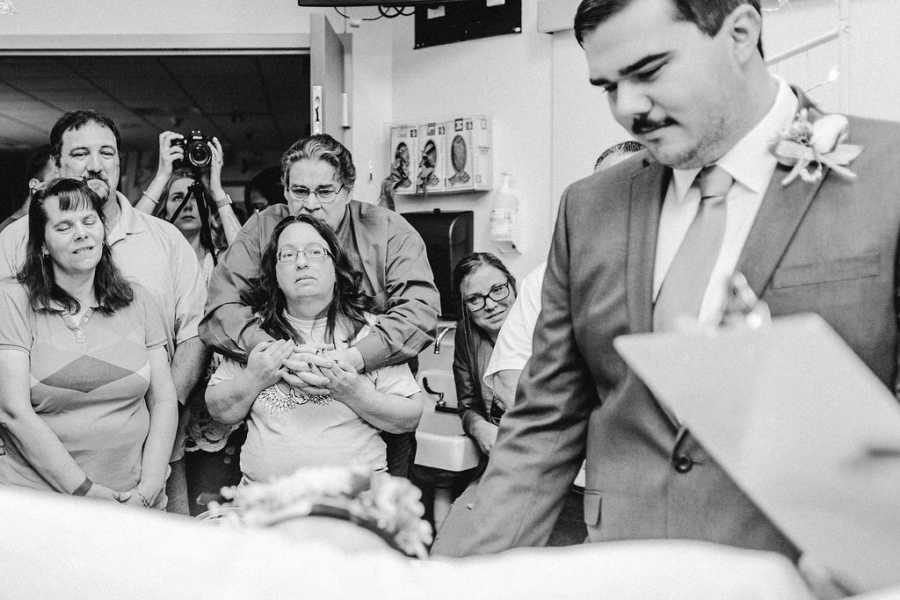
{"left": 652, "top": 77, "right": 799, "bottom": 325}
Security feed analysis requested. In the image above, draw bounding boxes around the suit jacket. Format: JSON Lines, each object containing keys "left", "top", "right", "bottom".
{"left": 431, "top": 115, "right": 900, "bottom": 558}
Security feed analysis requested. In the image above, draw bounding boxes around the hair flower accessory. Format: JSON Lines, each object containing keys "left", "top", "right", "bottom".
{"left": 771, "top": 109, "right": 863, "bottom": 186}
{"left": 203, "top": 465, "right": 433, "bottom": 559}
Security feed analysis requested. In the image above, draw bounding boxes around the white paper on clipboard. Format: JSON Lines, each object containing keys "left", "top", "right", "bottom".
{"left": 614, "top": 313, "right": 900, "bottom": 593}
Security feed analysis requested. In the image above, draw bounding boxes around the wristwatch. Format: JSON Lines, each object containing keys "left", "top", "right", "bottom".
{"left": 214, "top": 193, "right": 233, "bottom": 209}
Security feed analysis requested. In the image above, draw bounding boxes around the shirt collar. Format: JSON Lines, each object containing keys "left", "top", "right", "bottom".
{"left": 671, "top": 76, "right": 799, "bottom": 202}
{"left": 107, "top": 191, "right": 149, "bottom": 244}
{"left": 41, "top": 298, "right": 100, "bottom": 313}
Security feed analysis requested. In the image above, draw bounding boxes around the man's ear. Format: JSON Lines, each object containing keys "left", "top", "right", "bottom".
{"left": 725, "top": 4, "right": 763, "bottom": 64}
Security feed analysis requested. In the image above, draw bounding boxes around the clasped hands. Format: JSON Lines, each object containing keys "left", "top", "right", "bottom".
{"left": 84, "top": 478, "right": 165, "bottom": 509}
{"left": 247, "top": 339, "right": 369, "bottom": 402}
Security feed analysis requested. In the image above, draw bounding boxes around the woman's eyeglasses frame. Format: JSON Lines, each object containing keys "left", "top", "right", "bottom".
{"left": 276, "top": 243, "right": 333, "bottom": 264}
{"left": 464, "top": 281, "right": 511, "bottom": 312}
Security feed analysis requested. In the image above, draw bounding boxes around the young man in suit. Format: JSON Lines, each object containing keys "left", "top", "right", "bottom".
{"left": 432, "top": 0, "right": 900, "bottom": 561}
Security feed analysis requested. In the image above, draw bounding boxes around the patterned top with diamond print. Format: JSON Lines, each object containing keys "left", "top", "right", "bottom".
{"left": 0, "top": 280, "right": 167, "bottom": 491}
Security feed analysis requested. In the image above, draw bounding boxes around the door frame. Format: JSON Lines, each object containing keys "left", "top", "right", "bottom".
{"left": 0, "top": 33, "right": 310, "bottom": 55}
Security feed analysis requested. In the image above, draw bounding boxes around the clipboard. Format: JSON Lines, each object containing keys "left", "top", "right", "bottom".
{"left": 614, "top": 314, "right": 900, "bottom": 593}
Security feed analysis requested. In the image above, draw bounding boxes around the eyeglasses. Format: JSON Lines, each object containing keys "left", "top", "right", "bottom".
{"left": 276, "top": 243, "right": 332, "bottom": 264}
{"left": 464, "top": 282, "right": 511, "bottom": 312}
{"left": 286, "top": 184, "right": 345, "bottom": 204}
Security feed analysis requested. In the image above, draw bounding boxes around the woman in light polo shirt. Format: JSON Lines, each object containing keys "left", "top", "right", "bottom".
{"left": 0, "top": 178, "right": 177, "bottom": 507}
{"left": 205, "top": 214, "right": 424, "bottom": 482}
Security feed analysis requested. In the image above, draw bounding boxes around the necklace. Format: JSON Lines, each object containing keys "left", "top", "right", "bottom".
{"left": 59, "top": 307, "right": 95, "bottom": 343}
{"left": 259, "top": 382, "right": 332, "bottom": 414}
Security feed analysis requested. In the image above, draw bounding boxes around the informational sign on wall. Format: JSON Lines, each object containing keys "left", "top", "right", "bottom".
{"left": 311, "top": 85, "right": 323, "bottom": 135}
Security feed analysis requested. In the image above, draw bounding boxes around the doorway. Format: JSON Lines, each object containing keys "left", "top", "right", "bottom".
{"left": 0, "top": 52, "right": 310, "bottom": 219}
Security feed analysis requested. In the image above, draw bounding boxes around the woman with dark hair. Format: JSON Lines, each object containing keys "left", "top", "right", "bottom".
{"left": 0, "top": 178, "right": 177, "bottom": 507}
{"left": 139, "top": 134, "right": 245, "bottom": 514}
{"left": 244, "top": 165, "right": 285, "bottom": 214}
{"left": 427, "top": 253, "right": 517, "bottom": 534}
{"left": 151, "top": 167, "right": 228, "bottom": 264}
{"left": 138, "top": 133, "right": 242, "bottom": 263}
{"left": 205, "top": 214, "right": 424, "bottom": 483}
{"left": 451, "top": 252, "right": 517, "bottom": 458}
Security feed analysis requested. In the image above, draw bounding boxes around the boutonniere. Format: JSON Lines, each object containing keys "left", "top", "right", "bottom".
{"left": 771, "top": 109, "right": 863, "bottom": 186}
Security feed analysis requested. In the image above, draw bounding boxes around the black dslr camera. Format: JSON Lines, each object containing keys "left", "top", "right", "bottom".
{"left": 172, "top": 130, "right": 212, "bottom": 169}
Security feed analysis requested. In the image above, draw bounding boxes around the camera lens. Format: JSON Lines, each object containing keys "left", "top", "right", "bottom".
{"left": 188, "top": 140, "right": 211, "bottom": 168}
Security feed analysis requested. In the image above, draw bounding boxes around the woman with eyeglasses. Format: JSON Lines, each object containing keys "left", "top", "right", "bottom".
{"left": 204, "top": 214, "right": 425, "bottom": 483}
{"left": 204, "top": 135, "right": 439, "bottom": 478}
{"left": 430, "top": 253, "right": 517, "bottom": 535}
{"left": 452, "top": 253, "right": 517, "bottom": 459}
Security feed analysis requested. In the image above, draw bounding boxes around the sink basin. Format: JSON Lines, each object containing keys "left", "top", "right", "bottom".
{"left": 415, "top": 410, "right": 480, "bottom": 472}
{"left": 414, "top": 368, "right": 480, "bottom": 472}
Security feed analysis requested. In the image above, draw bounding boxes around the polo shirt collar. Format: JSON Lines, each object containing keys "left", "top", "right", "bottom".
{"left": 106, "top": 191, "right": 148, "bottom": 245}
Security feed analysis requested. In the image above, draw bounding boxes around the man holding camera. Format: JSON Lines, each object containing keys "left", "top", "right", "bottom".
{"left": 0, "top": 110, "right": 208, "bottom": 512}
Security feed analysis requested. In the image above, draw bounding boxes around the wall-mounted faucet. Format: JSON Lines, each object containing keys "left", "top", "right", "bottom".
{"left": 421, "top": 376, "right": 446, "bottom": 409}
{"left": 433, "top": 324, "right": 455, "bottom": 354}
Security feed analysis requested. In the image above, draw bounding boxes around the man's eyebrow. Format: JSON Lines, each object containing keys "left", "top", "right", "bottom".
{"left": 590, "top": 52, "right": 671, "bottom": 87}
{"left": 68, "top": 144, "right": 117, "bottom": 152}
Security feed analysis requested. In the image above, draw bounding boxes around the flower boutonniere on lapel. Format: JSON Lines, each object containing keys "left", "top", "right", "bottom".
{"left": 771, "top": 108, "right": 864, "bottom": 186}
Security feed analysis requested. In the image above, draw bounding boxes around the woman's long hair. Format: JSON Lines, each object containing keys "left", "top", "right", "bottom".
{"left": 152, "top": 168, "right": 226, "bottom": 263}
{"left": 18, "top": 178, "right": 133, "bottom": 314}
{"left": 241, "top": 214, "right": 375, "bottom": 346}
{"left": 452, "top": 252, "right": 517, "bottom": 426}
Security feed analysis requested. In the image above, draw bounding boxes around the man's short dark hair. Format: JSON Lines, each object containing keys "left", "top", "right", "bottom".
{"left": 574, "top": 0, "right": 763, "bottom": 57}
{"left": 244, "top": 165, "right": 285, "bottom": 207}
{"left": 49, "top": 110, "right": 122, "bottom": 164}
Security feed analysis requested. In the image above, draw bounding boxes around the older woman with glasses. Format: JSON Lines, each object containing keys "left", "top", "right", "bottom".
{"left": 202, "top": 134, "right": 438, "bottom": 383}
{"left": 205, "top": 214, "right": 425, "bottom": 483}
{"left": 451, "top": 253, "right": 518, "bottom": 459}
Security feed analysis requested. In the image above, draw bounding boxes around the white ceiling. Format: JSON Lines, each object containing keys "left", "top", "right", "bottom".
{"left": 0, "top": 54, "right": 311, "bottom": 155}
